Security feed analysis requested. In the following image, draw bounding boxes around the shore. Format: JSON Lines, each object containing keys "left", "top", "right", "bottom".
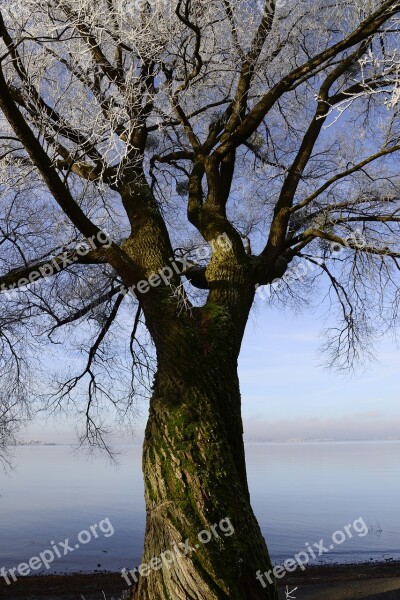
{"left": 0, "top": 561, "right": 399, "bottom": 599}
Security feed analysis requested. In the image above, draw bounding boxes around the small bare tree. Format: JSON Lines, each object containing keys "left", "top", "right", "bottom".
{"left": 0, "top": 308, "right": 31, "bottom": 466}
{"left": 1, "top": 1, "right": 400, "bottom": 598}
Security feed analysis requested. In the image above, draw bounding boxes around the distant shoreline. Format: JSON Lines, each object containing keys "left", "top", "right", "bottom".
{"left": 12, "top": 441, "right": 58, "bottom": 447}
{"left": 244, "top": 438, "right": 400, "bottom": 444}
{"left": 14, "top": 438, "right": 400, "bottom": 447}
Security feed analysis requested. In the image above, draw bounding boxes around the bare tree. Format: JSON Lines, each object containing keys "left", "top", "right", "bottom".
{"left": 1, "top": 1, "right": 400, "bottom": 598}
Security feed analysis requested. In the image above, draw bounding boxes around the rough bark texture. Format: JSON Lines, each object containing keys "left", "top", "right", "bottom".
{"left": 131, "top": 307, "right": 278, "bottom": 600}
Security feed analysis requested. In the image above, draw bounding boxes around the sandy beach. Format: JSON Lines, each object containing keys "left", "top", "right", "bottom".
{"left": 1, "top": 561, "right": 399, "bottom": 600}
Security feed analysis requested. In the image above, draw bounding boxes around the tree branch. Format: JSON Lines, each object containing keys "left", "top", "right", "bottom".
{"left": 215, "top": 0, "right": 399, "bottom": 156}
{"left": 0, "top": 249, "right": 107, "bottom": 292}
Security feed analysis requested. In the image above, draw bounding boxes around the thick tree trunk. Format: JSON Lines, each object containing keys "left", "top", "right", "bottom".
{"left": 131, "top": 332, "right": 278, "bottom": 600}
{"left": 119, "top": 199, "right": 277, "bottom": 599}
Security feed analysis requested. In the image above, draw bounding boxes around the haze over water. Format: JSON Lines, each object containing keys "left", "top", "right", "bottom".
{"left": 1, "top": 442, "right": 399, "bottom": 574}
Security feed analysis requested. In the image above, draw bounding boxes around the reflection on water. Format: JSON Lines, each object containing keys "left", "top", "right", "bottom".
{"left": 246, "top": 442, "right": 400, "bottom": 564}
{"left": 0, "top": 442, "right": 399, "bottom": 573}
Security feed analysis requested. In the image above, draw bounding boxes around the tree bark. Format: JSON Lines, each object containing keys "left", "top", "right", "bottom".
{"left": 131, "top": 316, "right": 278, "bottom": 600}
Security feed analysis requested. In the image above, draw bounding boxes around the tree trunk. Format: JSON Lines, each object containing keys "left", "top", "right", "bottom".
{"left": 131, "top": 320, "right": 278, "bottom": 600}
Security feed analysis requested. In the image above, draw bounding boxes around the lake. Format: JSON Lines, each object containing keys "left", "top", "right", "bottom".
{"left": 1, "top": 442, "right": 399, "bottom": 575}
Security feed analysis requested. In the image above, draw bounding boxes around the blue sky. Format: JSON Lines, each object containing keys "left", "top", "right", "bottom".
{"left": 25, "top": 295, "right": 400, "bottom": 444}
{"left": 239, "top": 303, "right": 400, "bottom": 441}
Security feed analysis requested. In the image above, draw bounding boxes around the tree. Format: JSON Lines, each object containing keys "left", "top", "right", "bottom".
{"left": 1, "top": 0, "right": 400, "bottom": 598}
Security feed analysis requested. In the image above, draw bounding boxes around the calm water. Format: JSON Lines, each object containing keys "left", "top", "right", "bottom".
{"left": 0, "top": 442, "right": 399, "bottom": 574}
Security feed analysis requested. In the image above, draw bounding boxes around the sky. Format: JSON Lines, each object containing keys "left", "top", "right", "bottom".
{"left": 25, "top": 295, "right": 400, "bottom": 444}
{"left": 239, "top": 305, "right": 400, "bottom": 441}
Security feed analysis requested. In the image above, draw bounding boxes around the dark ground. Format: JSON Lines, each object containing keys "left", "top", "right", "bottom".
{"left": 0, "top": 561, "right": 399, "bottom": 599}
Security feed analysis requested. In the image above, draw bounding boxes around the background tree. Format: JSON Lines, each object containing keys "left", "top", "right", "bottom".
{"left": 1, "top": 1, "right": 400, "bottom": 598}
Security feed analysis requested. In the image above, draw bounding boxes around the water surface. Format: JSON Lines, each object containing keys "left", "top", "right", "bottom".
{"left": 0, "top": 442, "right": 399, "bottom": 574}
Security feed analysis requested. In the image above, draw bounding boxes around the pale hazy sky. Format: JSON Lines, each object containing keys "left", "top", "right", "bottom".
{"left": 25, "top": 296, "right": 400, "bottom": 444}
{"left": 239, "top": 305, "right": 400, "bottom": 441}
